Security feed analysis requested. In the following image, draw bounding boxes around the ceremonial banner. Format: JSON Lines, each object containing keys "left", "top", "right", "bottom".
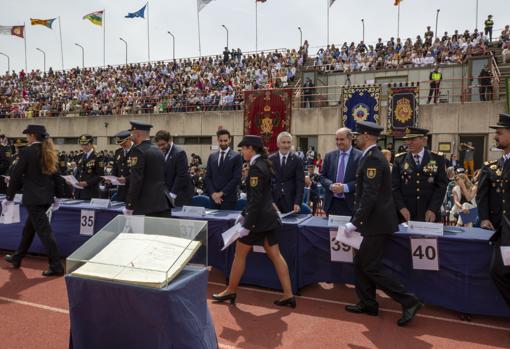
{"left": 125, "top": 4, "right": 147, "bottom": 18}
{"left": 83, "top": 10, "right": 104, "bottom": 26}
{"left": 387, "top": 84, "right": 419, "bottom": 133}
{"left": 341, "top": 85, "right": 381, "bottom": 130}
{"left": 0, "top": 25, "right": 25, "bottom": 38}
{"left": 244, "top": 89, "right": 292, "bottom": 152}
{"left": 30, "top": 18, "right": 56, "bottom": 29}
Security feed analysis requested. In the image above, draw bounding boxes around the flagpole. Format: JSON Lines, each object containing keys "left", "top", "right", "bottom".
{"left": 327, "top": 0, "right": 330, "bottom": 46}
{"left": 58, "top": 17, "right": 64, "bottom": 70}
{"left": 24, "top": 22, "right": 27, "bottom": 71}
{"left": 147, "top": 2, "right": 150, "bottom": 62}
{"left": 255, "top": 1, "right": 258, "bottom": 52}
{"left": 397, "top": 4, "right": 400, "bottom": 38}
{"left": 197, "top": 2, "right": 202, "bottom": 57}
{"left": 103, "top": 9, "right": 106, "bottom": 67}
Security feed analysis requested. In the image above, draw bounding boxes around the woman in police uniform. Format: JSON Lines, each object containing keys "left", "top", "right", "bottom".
{"left": 212, "top": 135, "right": 295, "bottom": 308}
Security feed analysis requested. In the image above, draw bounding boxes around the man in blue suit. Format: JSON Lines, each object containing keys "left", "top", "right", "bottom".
{"left": 155, "top": 130, "right": 194, "bottom": 208}
{"left": 320, "top": 127, "right": 362, "bottom": 216}
{"left": 204, "top": 128, "right": 243, "bottom": 210}
{"left": 269, "top": 132, "right": 305, "bottom": 214}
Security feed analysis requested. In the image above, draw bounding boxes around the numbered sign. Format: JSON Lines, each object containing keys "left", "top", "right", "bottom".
{"left": 329, "top": 230, "right": 354, "bottom": 263}
{"left": 80, "top": 209, "right": 96, "bottom": 236}
{"left": 410, "top": 238, "right": 439, "bottom": 271}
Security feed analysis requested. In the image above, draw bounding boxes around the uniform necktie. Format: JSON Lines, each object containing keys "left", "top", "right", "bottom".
{"left": 219, "top": 151, "right": 225, "bottom": 167}
{"left": 335, "top": 152, "right": 347, "bottom": 198}
{"left": 414, "top": 154, "right": 421, "bottom": 166}
{"left": 281, "top": 155, "right": 287, "bottom": 168}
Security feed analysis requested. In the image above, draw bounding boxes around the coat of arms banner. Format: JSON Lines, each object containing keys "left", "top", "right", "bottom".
{"left": 341, "top": 85, "right": 381, "bottom": 130}
{"left": 387, "top": 84, "right": 419, "bottom": 133}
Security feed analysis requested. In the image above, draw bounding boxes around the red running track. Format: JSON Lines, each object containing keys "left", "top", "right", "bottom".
{"left": 0, "top": 253, "right": 509, "bottom": 349}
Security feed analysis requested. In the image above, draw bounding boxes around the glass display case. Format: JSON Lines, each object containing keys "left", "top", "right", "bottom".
{"left": 66, "top": 215, "right": 207, "bottom": 288}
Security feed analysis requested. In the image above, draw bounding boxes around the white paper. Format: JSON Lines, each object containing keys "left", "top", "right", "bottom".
{"left": 101, "top": 176, "right": 125, "bottom": 186}
{"left": 410, "top": 238, "right": 439, "bottom": 271}
{"left": 0, "top": 204, "right": 20, "bottom": 224}
{"left": 62, "top": 175, "right": 84, "bottom": 189}
{"left": 330, "top": 229, "right": 354, "bottom": 262}
{"left": 335, "top": 226, "right": 363, "bottom": 250}
{"left": 46, "top": 207, "right": 53, "bottom": 222}
{"left": 90, "top": 198, "right": 110, "bottom": 208}
{"left": 182, "top": 205, "right": 205, "bottom": 216}
{"left": 500, "top": 246, "right": 510, "bottom": 266}
{"left": 253, "top": 245, "right": 266, "bottom": 253}
{"left": 278, "top": 211, "right": 294, "bottom": 220}
{"left": 221, "top": 223, "right": 242, "bottom": 251}
{"left": 14, "top": 194, "right": 22, "bottom": 203}
{"left": 407, "top": 221, "right": 443, "bottom": 237}
{"left": 328, "top": 215, "right": 351, "bottom": 228}
{"left": 80, "top": 209, "right": 95, "bottom": 236}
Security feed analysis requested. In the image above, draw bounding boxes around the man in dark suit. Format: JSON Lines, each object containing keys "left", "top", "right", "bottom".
{"left": 269, "top": 131, "right": 305, "bottom": 214}
{"left": 344, "top": 121, "right": 422, "bottom": 327}
{"left": 320, "top": 127, "right": 362, "bottom": 216}
{"left": 111, "top": 130, "right": 133, "bottom": 202}
{"left": 124, "top": 121, "right": 171, "bottom": 217}
{"left": 392, "top": 127, "right": 448, "bottom": 223}
{"left": 204, "top": 128, "right": 242, "bottom": 210}
{"left": 74, "top": 135, "right": 103, "bottom": 200}
{"left": 154, "top": 130, "right": 194, "bottom": 208}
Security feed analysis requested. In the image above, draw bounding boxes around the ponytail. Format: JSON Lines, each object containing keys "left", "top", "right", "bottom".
{"left": 40, "top": 137, "right": 58, "bottom": 175}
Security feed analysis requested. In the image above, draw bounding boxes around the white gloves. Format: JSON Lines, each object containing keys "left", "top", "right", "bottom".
{"left": 235, "top": 214, "right": 245, "bottom": 226}
{"left": 344, "top": 222, "right": 357, "bottom": 237}
{"left": 122, "top": 208, "right": 134, "bottom": 216}
{"left": 51, "top": 198, "right": 61, "bottom": 212}
{"left": 238, "top": 227, "right": 250, "bottom": 237}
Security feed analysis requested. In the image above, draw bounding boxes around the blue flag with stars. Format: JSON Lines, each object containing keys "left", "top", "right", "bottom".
{"left": 125, "top": 4, "right": 147, "bottom": 18}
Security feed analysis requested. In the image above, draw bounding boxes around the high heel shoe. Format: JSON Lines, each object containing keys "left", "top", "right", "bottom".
{"left": 212, "top": 292, "right": 237, "bottom": 305}
{"left": 274, "top": 296, "right": 296, "bottom": 308}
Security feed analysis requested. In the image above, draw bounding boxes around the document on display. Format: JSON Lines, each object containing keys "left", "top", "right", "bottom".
{"left": 61, "top": 175, "right": 84, "bottom": 189}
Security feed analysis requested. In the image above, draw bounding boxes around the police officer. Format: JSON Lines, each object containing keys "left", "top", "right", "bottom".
{"left": 213, "top": 135, "right": 295, "bottom": 308}
{"left": 392, "top": 127, "right": 448, "bottom": 223}
{"left": 124, "top": 121, "right": 171, "bottom": 217}
{"left": 74, "top": 135, "right": 103, "bottom": 200}
{"left": 5, "top": 138, "right": 28, "bottom": 192}
{"left": 485, "top": 15, "right": 494, "bottom": 42}
{"left": 269, "top": 131, "right": 305, "bottom": 214}
{"left": 427, "top": 67, "right": 442, "bottom": 104}
{"left": 0, "top": 134, "right": 12, "bottom": 194}
{"left": 111, "top": 130, "right": 133, "bottom": 202}
{"left": 58, "top": 151, "right": 68, "bottom": 175}
{"left": 477, "top": 113, "right": 510, "bottom": 308}
{"left": 344, "top": 121, "right": 422, "bottom": 326}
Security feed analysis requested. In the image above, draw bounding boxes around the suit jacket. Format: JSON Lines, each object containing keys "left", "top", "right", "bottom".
{"left": 319, "top": 147, "right": 362, "bottom": 213}
{"left": 7, "top": 143, "right": 64, "bottom": 205}
{"left": 126, "top": 140, "right": 171, "bottom": 215}
{"left": 204, "top": 149, "right": 242, "bottom": 203}
{"left": 269, "top": 152, "right": 305, "bottom": 213}
{"left": 75, "top": 150, "right": 103, "bottom": 200}
{"left": 392, "top": 149, "right": 448, "bottom": 222}
{"left": 163, "top": 144, "right": 194, "bottom": 207}
{"left": 351, "top": 146, "right": 399, "bottom": 236}
{"left": 242, "top": 157, "right": 281, "bottom": 233}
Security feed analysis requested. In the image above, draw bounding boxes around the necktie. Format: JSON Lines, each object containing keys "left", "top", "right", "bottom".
{"left": 281, "top": 155, "right": 287, "bottom": 168}
{"left": 335, "top": 152, "right": 346, "bottom": 198}
{"left": 219, "top": 151, "right": 225, "bottom": 167}
{"left": 414, "top": 154, "right": 421, "bottom": 166}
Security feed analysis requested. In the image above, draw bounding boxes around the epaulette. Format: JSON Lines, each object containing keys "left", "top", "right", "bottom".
{"left": 431, "top": 151, "right": 444, "bottom": 157}
{"left": 395, "top": 152, "right": 406, "bottom": 158}
{"left": 484, "top": 160, "right": 498, "bottom": 166}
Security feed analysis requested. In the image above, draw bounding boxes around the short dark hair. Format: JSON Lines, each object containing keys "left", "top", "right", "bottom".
{"left": 155, "top": 130, "right": 171, "bottom": 142}
{"left": 216, "top": 129, "right": 231, "bottom": 138}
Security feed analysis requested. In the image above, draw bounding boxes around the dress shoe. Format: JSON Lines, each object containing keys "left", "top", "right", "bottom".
{"left": 274, "top": 296, "right": 296, "bottom": 308}
{"left": 42, "top": 269, "right": 64, "bottom": 277}
{"left": 212, "top": 292, "right": 237, "bottom": 305}
{"left": 397, "top": 301, "right": 424, "bottom": 326}
{"left": 4, "top": 254, "right": 21, "bottom": 269}
{"left": 345, "top": 304, "right": 379, "bottom": 316}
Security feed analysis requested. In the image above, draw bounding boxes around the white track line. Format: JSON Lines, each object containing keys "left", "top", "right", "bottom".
{"left": 208, "top": 281, "right": 510, "bottom": 332}
{"left": 0, "top": 296, "right": 69, "bottom": 314}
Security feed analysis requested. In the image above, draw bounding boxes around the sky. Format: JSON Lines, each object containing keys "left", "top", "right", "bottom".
{"left": 0, "top": 0, "right": 509, "bottom": 73}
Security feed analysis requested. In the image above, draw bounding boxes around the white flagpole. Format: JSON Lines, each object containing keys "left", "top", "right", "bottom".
{"left": 397, "top": 4, "right": 400, "bottom": 38}
{"left": 327, "top": 0, "right": 330, "bottom": 46}
{"left": 103, "top": 9, "right": 106, "bottom": 67}
{"left": 24, "top": 22, "right": 27, "bottom": 71}
{"left": 255, "top": 1, "right": 258, "bottom": 52}
{"left": 58, "top": 17, "right": 64, "bottom": 70}
{"left": 147, "top": 2, "right": 150, "bottom": 62}
{"left": 197, "top": 1, "right": 202, "bottom": 57}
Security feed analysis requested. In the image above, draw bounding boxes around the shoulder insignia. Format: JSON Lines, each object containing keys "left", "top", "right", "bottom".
{"left": 366, "top": 168, "right": 377, "bottom": 179}
{"left": 395, "top": 152, "right": 406, "bottom": 158}
{"left": 250, "top": 176, "right": 259, "bottom": 187}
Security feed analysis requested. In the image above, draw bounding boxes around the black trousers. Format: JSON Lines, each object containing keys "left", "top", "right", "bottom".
{"left": 354, "top": 235, "right": 417, "bottom": 309}
{"left": 427, "top": 83, "right": 440, "bottom": 103}
{"left": 16, "top": 205, "right": 62, "bottom": 270}
{"left": 490, "top": 245, "right": 510, "bottom": 308}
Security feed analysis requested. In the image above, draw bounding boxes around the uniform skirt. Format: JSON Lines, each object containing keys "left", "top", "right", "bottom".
{"left": 239, "top": 229, "right": 278, "bottom": 246}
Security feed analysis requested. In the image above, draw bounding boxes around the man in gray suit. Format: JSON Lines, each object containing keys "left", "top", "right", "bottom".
{"left": 320, "top": 127, "right": 362, "bottom": 216}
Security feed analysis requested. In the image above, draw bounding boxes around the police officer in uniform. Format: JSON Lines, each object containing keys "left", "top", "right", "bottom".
{"left": 0, "top": 135, "right": 12, "bottom": 194}
{"left": 124, "top": 121, "right": 171, "bottom": 217}
{"left": 392, "top": 127, "right": 448, "bottom": 222}
{"left": 74, "top": 135, "right": 103, "bottom": 200}
{"left": 58, "top": 151, "right": 68, "bottom": 175}
{"left": 484, "top": 15, "right": 494, "bottom": 42}
{"left": 111, "top": 130, "right": 133, "bottom": 202}
{"left": 477, "top": 113, "right": 510, "bottom": 308}
{"left": 213, "top": 135, "right": 295, "bottom": 307}
{"left": 344, "top": 121, "right": 422, "bottom": 326}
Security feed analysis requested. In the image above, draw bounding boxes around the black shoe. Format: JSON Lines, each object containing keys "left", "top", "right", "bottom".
{"left": 345, "top": 304, "right": 379, "bottom": 316}
{"left": 212, "top": 292, "right": 237, "bottom": 305}
{"left": 42, "top": 269, "right": 64, "bottom": 277}
{"left": 397, "top": 301, "right": 424, "bottom": 327}
{"left": 4, "top": 254, "right": 21, "bottom": 269}
{"left": 274, "top": 296, "right": 296, "bottom": 308}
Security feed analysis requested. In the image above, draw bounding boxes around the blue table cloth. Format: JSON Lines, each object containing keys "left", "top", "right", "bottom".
{"left": 298, "top": 217, "right": 510, "bottom": 318}
{"left": 66, "top": 267, "right": 217, "bottom": 349}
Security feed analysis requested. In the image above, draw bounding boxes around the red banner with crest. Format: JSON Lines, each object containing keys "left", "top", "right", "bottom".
{"left": 243, "top": 89, "right": 292, "bottom": 153}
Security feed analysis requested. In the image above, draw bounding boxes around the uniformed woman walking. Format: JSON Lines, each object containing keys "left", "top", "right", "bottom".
{"left": 3, "top": 125, "right": 65, "bottom": 276}
{"left": 212, "top": 135, "right": 295, "bottom": 307}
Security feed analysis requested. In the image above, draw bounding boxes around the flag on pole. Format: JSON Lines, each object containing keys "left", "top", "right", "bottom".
{"left": 30, "top": 18, "right": 56, "bottom": 29}
{"left": 394, "top": 0, "right": 403, "bottom": 5}
{"left": 256, "top": 0, "right": 267, "bottom": 2}
{"left": 83, "top": 10, "right": 104, "bottom": 26}
{"left": 198, "top": 0, "right": 214, "bottom": 12}
{"left": 329, "top": 0, "right": 336, "bottom": 7}
{"left": 125, "top": 3, "right": 147, "bottom": 18}
{"left": 0, "top": 25, "right": 25, "bottom": 38}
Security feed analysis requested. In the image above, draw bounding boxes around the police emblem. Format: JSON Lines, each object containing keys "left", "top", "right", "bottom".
{"left": 250, "top": 176, "right": 259, "bottom": 187}
{"left": 404, "top": 162, "right": 409, "bottom": 170}
{"left": 395, "top": 98, "right": 413, "bottom": 123}
{"left": 352, "top": 103, "right": 370, "bottom": 122}
{"left": 496, "top": 169, "right": 502, "bottom": 177}
{"left": 366, "top": 168, "right": 377, "bottom": 179}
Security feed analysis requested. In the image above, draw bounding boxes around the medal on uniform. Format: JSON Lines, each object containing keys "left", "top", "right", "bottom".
{"left": 404, "top": 162, "right": 409, "bottom": 170}
{"left": 490, "top": 164, "right": 497, "bottom": 170}
{"left": 496, "top": 169, "right": 502, "bottom": 177}
{"left": 428, "top": 177, "right": 434, "bottom": 183}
